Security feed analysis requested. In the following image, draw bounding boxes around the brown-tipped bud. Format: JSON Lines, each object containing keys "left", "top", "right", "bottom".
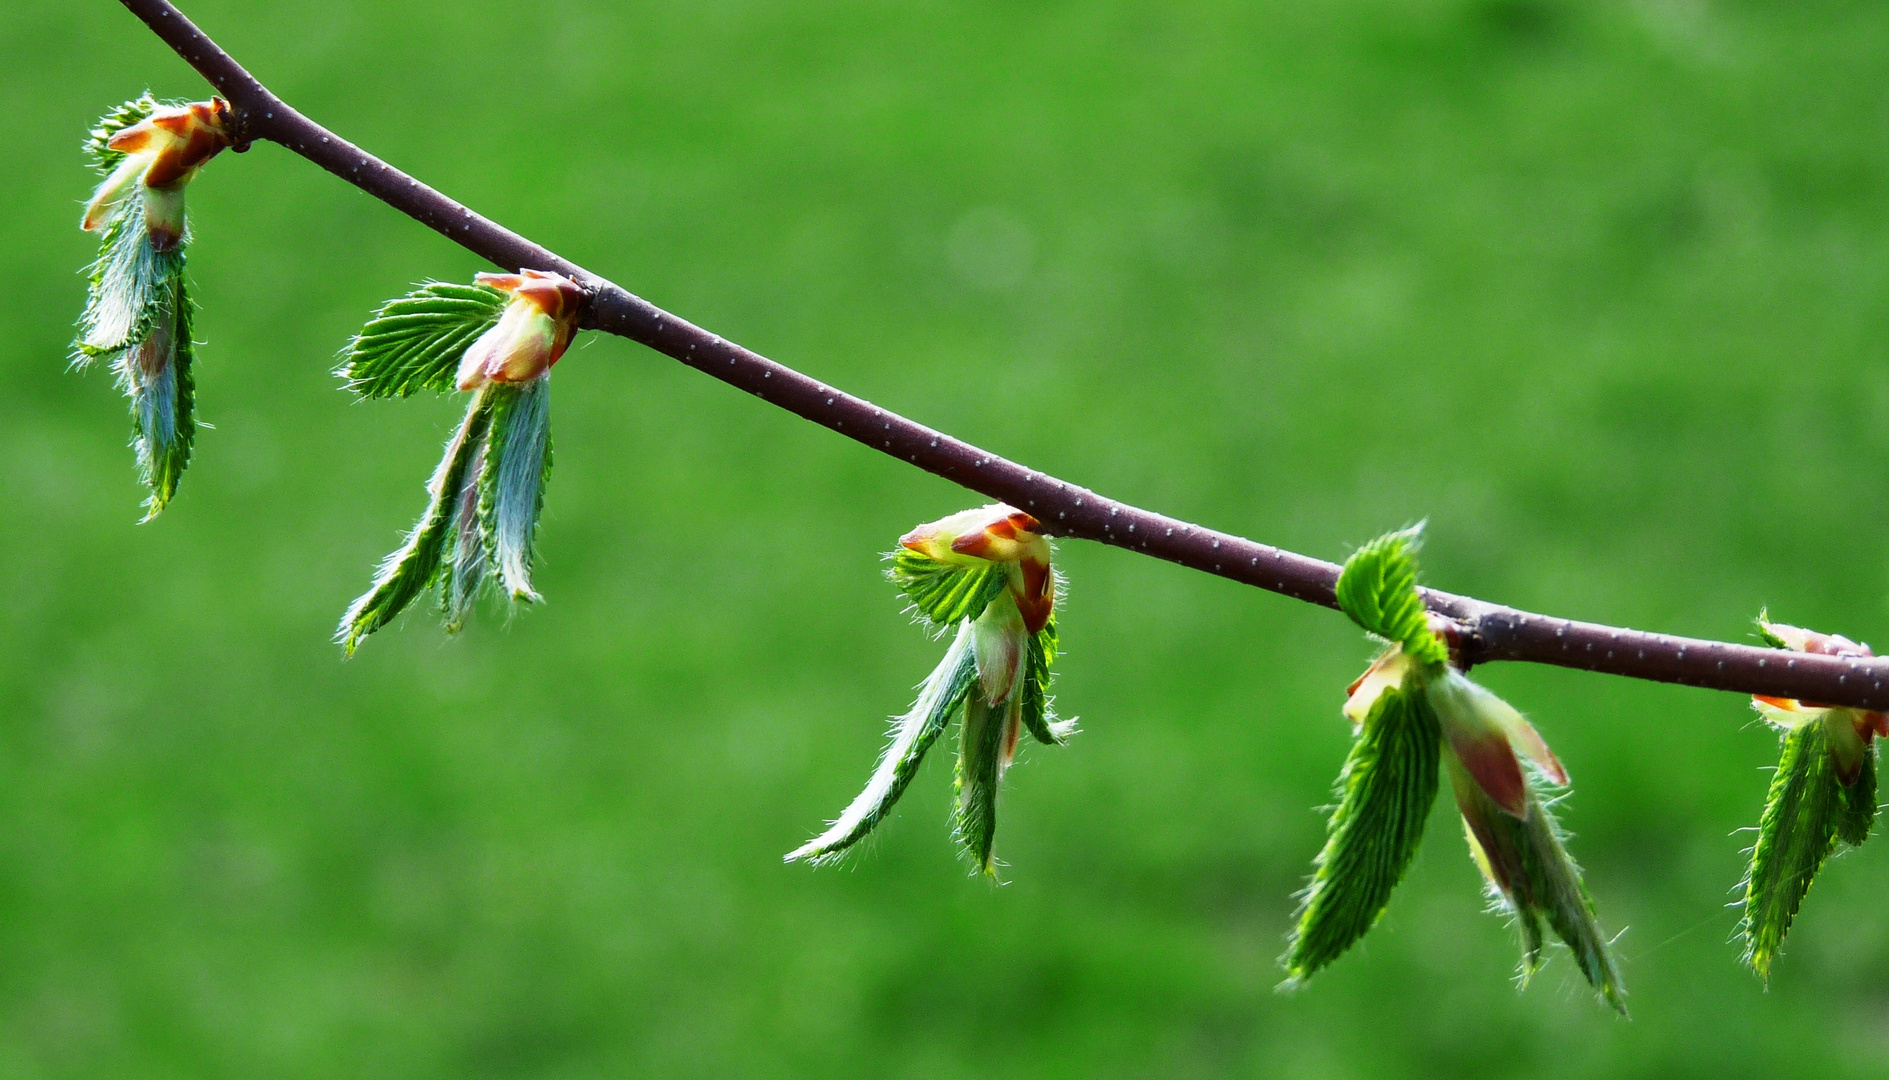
{"left": 125, "top": 99, "right": 234, "bottom": 186}
{"left": 455, "top": 270, "right": 586, "bottom": 391}
{"left": 900, "top": 504, "right": 1043, "bottom": 564}
{"left": 83, "top": 99, "right": 234, "bottom": 249}
{"left": 900, "top": 504, "right": 1054, "bottom": 634}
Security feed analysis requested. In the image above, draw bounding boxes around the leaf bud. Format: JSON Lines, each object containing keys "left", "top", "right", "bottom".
{"left": 82, "top": 98, "right": 233, "bottom": 251}
{"left": 454, "top": 270, "right": 586, "bottom": 391}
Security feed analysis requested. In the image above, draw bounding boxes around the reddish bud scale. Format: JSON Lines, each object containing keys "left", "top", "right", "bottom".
{"left": 130, "top": 101, "right": 235, "bottom": 186}
{"left": 1447, "top": 724, "right": 1528, "bottom": 818}
{"left": 1755, "top": 620, "right": 1888, "bottom": 782}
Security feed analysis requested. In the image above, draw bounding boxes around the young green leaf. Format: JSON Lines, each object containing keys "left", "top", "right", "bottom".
{"left": 112, "top": 272, "right": 195, "bottom": 520}
{"left": 954, "top": 684, "right": 1008, "bottom": 877}
{"left": 84, "top": 94, "right": 159, "bottom": 172}
{"left": 889, "top": 548, "right": 1011, "bottom": 626}
{"left": 1284, "top": 683, "right": 1442, "bottom": 984}
{"left": 1018, "top": 613, "right": 1075, "bottom": 746}
{"left": 785, "top": 623, "right": 980, "bottom": 865}
{"left": 1754, "top": 611, "right": 1787, "bottom": 650}
{"left": 1335, "top": 527, "right": 1448, "bottom": 667}
{"left": 1741, "top": 715, "right": 1875, "bottom": 980}
{"left": 338, "top": 282, "right": 507, "bottom": 399}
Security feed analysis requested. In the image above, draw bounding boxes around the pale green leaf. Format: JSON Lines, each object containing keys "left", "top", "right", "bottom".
{"left": 477, "top": 377, "right": 553, "bottom": 602}
{"left": 438, "top": 439, "right": 488, "bottom": 633}
{"left": 76, "top": 187, "right": 184, "bottom": 361}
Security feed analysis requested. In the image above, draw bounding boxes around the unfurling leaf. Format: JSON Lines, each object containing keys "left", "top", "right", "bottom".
{"left": 75, "top": 94, "right": 231, "bottom": 519}
{"left": 338, "top": 378, "right": 557, "bottom": 653}
{"left": 788, "top": 505, "right": 1069, "bottom": 874}
{"left": 338, "top": 282, "right": 507, "bottom": 398}
{"left": 114, "top": 269, "right": 196, "bottom": 519}
{"left": 76, "top": 182, "right": 178, "bottom": 360}
{"left": 440, "top": 437, "right": 488, "bottom": 633}
{"left": 1743, "top": 720, "right": 1857, "bottom": 979}
{"left": 337, "top": 272, "right": 584, "bottom": 651}
{"left": 1334, "top": 526, "right": 1448, "bottom": 667}
{"left": 954, "top": 683, "right": 1010, "bottom": 875}
{"left": 1284, "top": 683, "right": 1440, "bottom": 984}
{"left": 784, "top": 623, "right": 979, "bottom": 865}
{"left": 1739, "top": 615, "right": 1885, "bottom": 980}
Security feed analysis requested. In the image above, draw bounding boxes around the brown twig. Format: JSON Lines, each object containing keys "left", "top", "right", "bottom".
{"left": 113, "top": 0, "right": 1889, "bottom": 710}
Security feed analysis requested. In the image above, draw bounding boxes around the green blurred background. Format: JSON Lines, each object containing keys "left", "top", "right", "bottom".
{"left": 5, "top": 0, "right": 1889, "bottom": 1075}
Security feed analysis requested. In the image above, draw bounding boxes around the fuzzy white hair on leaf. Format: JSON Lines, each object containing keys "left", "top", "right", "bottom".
{"left": 785, "top": 622, "right": 978, "bottom": 865}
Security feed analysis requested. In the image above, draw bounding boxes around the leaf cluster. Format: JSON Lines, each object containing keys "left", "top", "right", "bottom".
{"left": 793, "top": 550, "right": 1067, "bottom": 874}
{"left": 1292, "top": 529, "right": 1623, "bottom": 1012}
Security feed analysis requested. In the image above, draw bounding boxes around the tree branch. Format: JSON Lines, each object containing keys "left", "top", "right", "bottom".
{"left": 115, "top": 0, "right": 1889, "bottom": 711}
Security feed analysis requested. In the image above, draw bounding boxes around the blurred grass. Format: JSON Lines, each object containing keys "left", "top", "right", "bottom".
{"left": 5, "top": 0, "right": 1889, "bottom": 1075}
